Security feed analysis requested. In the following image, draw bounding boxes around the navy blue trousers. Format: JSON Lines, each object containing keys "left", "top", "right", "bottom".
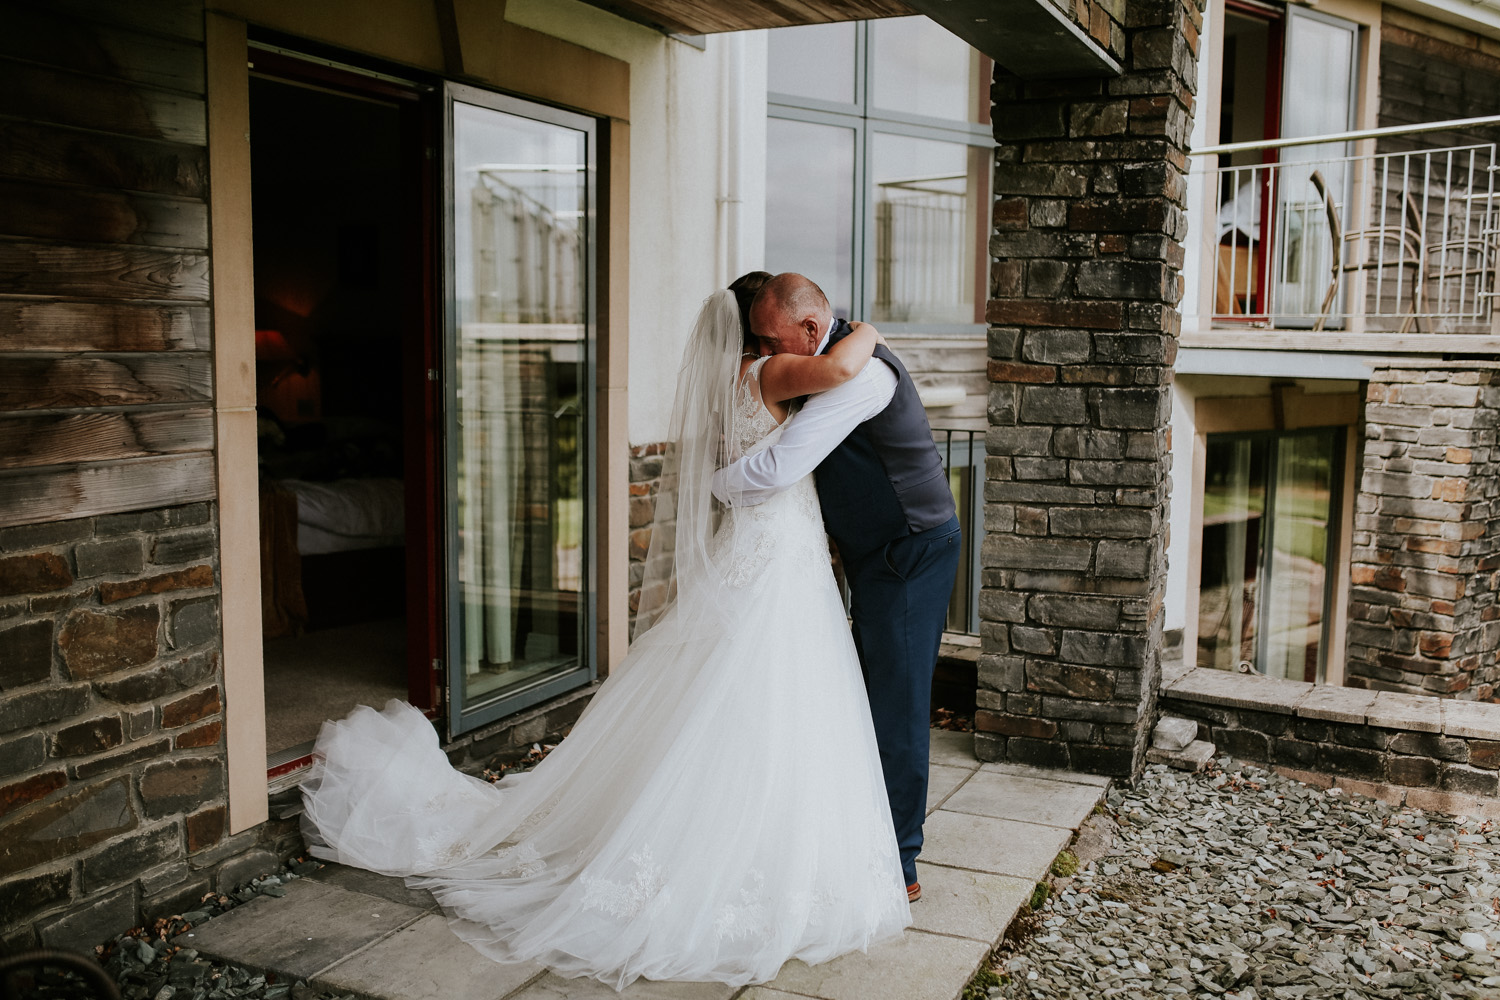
{"left": 840, "top": 514, "right": 962, "bottom": 886}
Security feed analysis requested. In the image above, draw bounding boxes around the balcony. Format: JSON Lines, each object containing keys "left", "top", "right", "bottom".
{"left": 1185, "top": 116, "right": 1500, "bottom": 351}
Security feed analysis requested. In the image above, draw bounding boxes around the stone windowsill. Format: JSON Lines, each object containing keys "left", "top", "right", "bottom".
{"left": 1164, "top": 667, "right": 1500, "bottom": 740}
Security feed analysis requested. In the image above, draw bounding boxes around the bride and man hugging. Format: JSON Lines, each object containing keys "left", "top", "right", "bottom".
{"left": 300, "top": 271, "right": 962, "bottom": 989}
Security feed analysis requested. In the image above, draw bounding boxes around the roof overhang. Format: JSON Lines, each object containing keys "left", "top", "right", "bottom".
{"left": 577, "top": 0, "right": 1122, "bottom": 78}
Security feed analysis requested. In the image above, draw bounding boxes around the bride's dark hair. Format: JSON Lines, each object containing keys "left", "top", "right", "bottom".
{"left": 729, "top": 270, "right": 773, "bottom": 351}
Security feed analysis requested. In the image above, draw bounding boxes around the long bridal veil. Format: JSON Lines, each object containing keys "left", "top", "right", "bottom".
{"left": 633, "top": 288, "right": 750, "bottom": 640}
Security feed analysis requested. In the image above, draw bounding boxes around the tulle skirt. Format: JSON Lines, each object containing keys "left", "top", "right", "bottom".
{"left": 300, "top": 506, "right": 909, "bottom": 989}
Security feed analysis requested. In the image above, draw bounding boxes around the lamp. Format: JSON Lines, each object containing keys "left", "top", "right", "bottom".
{"left": 255, "top": 328, "right": 298, "bottom": 362}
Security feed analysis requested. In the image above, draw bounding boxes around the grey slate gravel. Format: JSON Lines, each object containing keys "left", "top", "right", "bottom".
{"left": 991, "top": 758, "right": 1500, "bottom": 999}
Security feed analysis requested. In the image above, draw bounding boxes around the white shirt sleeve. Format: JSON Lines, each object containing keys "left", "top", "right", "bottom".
{"left": 711, "top": 359, "right": 898, "bottom": 505}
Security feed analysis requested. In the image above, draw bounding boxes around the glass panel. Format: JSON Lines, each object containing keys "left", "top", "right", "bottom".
{"left": 765, "top": 117, "right": 855, "bottom": 319}
{"left": 767, "top": 22, "right": 857, "bottom": 105}
{"left": 1273, "top": 10, "right": 1358, "bottom": 324}
{"left": 1197, "top": 437, "right": 1266, "bottom": 672}
{"left": 1262, "top": 431, "right": 1334, "bottom": 682}
{"left": 451, "top": 98, "right": 587, "bottom": 711}
{"left": 870, "top": 134, "right": 984, "bottom": 324}
{"left": 870, "top": 16, "right": 978, "bottom": 122}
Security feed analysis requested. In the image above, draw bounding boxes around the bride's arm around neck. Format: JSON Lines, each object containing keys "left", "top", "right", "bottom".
{"left": 758, "top": 322, "right": 881, "bottom": 405}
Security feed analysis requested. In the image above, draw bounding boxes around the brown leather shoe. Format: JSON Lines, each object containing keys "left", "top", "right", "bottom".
{"left": 907, "top": 881, "right": 921, "bottom": 902}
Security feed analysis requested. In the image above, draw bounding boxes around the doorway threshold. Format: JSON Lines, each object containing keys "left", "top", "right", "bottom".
{"left": 268, "top": 739, "right": 315, "bottom": 788}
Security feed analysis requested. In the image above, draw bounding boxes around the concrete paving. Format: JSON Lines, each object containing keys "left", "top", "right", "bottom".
{"left": 179, "top": 729, "right": 1106, "bottom": 999}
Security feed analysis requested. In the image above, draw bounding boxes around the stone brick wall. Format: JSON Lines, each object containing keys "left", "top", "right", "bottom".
{"left": 1163, "top": 667, "right": 1500, "bottom": 814}
{"left": 0, "top": 503, "right": 295, "bottom": 952}
{"left": 1043, "top": 0, "right": 1128, "bottom": 62}
{"left": 1349, "top": 366, "right": 1500, "bottom": 701}
{"left": 975, "top": 0, "right": 1202, "bottom": 777}
{"left": 626, "top": 442, "right": 667, "bottom": 637}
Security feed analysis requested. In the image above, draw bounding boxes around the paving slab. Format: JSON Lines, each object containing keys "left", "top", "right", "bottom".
{"left": 928, "top": 730, "right": 981, "bottom": 768}
{"left": 909, "top": 861, "right": 1032, "bottom": 943}
{"left": 926, "top": 763, "right": 974, "bottom": 814}
{"left": 765, "top": 930, "right": 988, "bottom": 1000}
{"left": 1368, "top": 691, "right": 1443, "bottom": 734}
{"left": 1165, "top": 667, "right": 1309, "bottom": 714}
{"left": 920, "top": 810, "right": 1070, "bottom": 882}
{"left": 178, "top": 878, "right": 427, "bottom": 981}
{"left": 941, "top": 770, "right": 1103, "bottom": 829}
{"left": 504, "top": 971, "right": 736, "bottom": 999}
{"left": 318, "top": 913, "right": 545, "bottom": 1000}
{"left": 976, "top": 761, "right": 1110, "bottom": 787}
{"left": 1296, "top": 685, "right": 1376, "bottom": 725}
{"left": 1444, "top": 698, "right": 1500, "bottom": 739}
{"left": 305, "top": 861, "right": 437, "bottom": 911}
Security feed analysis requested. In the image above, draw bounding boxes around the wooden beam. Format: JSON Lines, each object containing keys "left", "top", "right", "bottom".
{"left": 0, "top": 58, "right": 207, "bottom": 145}
{"left": 0, "top": 300, "right": 211, "bottom": 352}
{"left": 0, "top": 120, "right": 208, "bottom": 199}
{"left": 0, "top": 179, "right": 209, "bottom": 250}
{"left": 0, "top": 241, "right": 210, "bottom": 300}
{"left": 0, "top": 355, "right": 212, "bottom": 411}
{"left": 0, "top": 453, "right": 216, "bottom": 529}
{"left": 575, "top": 0, "right": 918, "bottom": 35}
{"left": 0, "top": 5, "right": 207, "bottom": 94}
{"left": 0, "top": 408, "right": 214, "bottom": 470}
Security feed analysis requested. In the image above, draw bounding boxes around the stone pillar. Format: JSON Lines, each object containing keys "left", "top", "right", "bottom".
{"left": 974, "top": 0, "right": 1201, "bottom": 776}
{"left": 1349, "top": 365, "right": 1500, "bottom": 700}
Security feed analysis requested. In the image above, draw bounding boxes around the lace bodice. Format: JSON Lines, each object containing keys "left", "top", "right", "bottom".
{"left": 734, "top": 356, "right": 783, "bottom": 456}
{"left": 714, "top": 358, "right": 827, "bottom": 587}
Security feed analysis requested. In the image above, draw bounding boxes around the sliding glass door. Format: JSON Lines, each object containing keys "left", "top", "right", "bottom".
{"left": 444, "top": 84, "right": 596, "bottom": 734}
{"left": 1197, "top": 427, "right": 1340, "bottom": 682}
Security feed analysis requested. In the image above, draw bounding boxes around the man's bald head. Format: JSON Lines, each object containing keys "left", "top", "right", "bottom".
{"left": 749, "top": 273, "right": 833, "bottom": 357}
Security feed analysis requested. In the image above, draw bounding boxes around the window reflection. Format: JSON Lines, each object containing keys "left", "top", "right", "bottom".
{"left": 767, "top": 21, "right": 857, "bottom": 105}
{"left": 765, "top": 118, "right": 855, "bottom": 319}
{"left": 452, "top": 101, "right": 587, "bottom": 707}
{"left": 871, "top": 134, "right": 984, "bottom": 324}
{"left": 1197, "top": 429, "right": 1335, "bottom": 682}
{"left": 870, "top": 16, "right": 979, "bottom": 122}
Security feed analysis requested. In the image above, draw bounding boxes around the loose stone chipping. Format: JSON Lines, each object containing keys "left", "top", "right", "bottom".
{"left": 991, "top": 758, "right": 1500, "bottom": 999}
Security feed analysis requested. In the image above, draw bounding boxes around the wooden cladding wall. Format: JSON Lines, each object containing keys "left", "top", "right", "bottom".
{"left": 0, "top": 0, "right": 215, "bottom": 528}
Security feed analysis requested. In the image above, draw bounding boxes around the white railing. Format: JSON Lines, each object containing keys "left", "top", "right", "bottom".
{"left": 1192, "top": 117, "right": 1500, "bottom": 333}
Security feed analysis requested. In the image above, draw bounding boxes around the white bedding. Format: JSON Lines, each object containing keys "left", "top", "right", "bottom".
{"left": 282, "top": 477, "right": 405, "bottom": 555}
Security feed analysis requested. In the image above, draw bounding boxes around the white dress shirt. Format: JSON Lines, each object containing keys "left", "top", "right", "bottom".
{"left": 711, "top": 325, "right": 897, "bottom": 505}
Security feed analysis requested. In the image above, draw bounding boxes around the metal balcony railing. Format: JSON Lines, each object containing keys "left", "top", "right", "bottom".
{"left": 1192, "top": 116, "right": 1500, "bottom": 333}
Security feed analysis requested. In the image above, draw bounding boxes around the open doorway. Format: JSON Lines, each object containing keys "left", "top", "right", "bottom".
{"left": 249, "top": 53, "right": 436, "bottom": 766}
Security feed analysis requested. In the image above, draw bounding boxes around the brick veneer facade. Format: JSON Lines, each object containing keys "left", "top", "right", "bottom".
{"left": 0, "top": 504, "right": 298, "bottom": 952}
{"left": 626, "top": 442, "right": 668, "bottom": 636}
{"left": 1348, "top": 366, "right": 1500, "bottom": 701}
{"left": 1044, "top": 0, "right": 1128, "bottom": 62}
{"left": 974, "top": 0, "right": 1201, "bottom": 777}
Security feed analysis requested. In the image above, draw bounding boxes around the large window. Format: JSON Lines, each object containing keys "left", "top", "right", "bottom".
{"left": 446, "top": 85, "right": 596, "bottom": 734}
{"left": 765, "top": 17, "right": 992, "bottom": 331}
{"left": 1197, "top": 428, "right": 1341, "bottom": 682}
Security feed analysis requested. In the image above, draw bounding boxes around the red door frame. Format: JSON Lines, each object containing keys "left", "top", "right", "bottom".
{"left": 250, "top": 50, "right": 443, "bottom": 779}
{"left": 1223, "top": 0, "right": 1285, "bottom": 318}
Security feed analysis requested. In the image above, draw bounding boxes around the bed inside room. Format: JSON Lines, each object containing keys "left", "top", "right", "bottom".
{"left": 250, "top": 69, "right": 413, "bottom": 759}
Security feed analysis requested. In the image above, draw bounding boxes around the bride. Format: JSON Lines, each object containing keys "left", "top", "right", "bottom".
{"left": 300, "top": 284, "right": 909, "bottom": 989}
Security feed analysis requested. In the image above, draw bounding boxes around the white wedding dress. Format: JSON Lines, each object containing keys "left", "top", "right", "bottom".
{"left": 301, "top": 357, "right": 909, "bottom": 990}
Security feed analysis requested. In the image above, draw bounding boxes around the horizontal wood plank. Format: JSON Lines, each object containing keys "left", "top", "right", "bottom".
{"left": 0, "top": 299, "right": 210, "bottom": 352}
{"left": 0, "top": 120, "right": 206, "bottom": 198}
{"left": 0, "top": 58, "right": 206, "bottom": 145}
{"left": 8, "top": 0, "right": 205, "bottom": 43}
{"left": 0, "top": 6, "right": 205, "bottom": 93}
{"left": 0, "top": 241, "right": 209, "bottom": 300}
{"left": 0, "top": 407, "right": 213, "bottom": 469}
{"left": 0, "top": 179, "right": 207, "bottom": 249}
{"left": 0, "top": 355, "right": 212, "bottom": 410}
{"left": 0, "top": 452, "right": 216, "bottom": 528}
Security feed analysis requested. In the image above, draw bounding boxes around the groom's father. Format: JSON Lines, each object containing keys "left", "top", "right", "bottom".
{"left": 712, "top": 272, "right": 961, "bottom": 901}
